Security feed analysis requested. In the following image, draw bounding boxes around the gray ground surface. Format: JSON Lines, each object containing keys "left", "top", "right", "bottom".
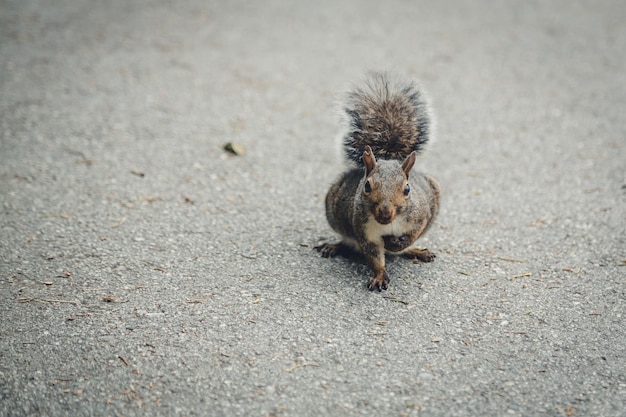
{"left": 1, "top": 1, "right": 625, "bottom": 416}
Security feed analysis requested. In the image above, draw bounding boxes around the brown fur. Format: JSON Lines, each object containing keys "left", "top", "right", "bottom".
{"left": 343, "top": 72, "right": 431, "bottom": 165}
{"left": 316, "top": 72, "right": 440, "bottom": 291}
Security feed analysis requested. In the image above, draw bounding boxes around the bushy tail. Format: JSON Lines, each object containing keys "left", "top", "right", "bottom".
{"left": 342, "top": 72, "right": 432, "bottom": 165}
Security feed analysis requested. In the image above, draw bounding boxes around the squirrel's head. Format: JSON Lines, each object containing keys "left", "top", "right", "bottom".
{"left": 361, "top": 146, "right": 416, "bottom": 225}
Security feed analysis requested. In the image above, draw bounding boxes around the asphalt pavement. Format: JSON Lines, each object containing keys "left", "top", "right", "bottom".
{"left": 1, "top": 1, "right": 625, "bottom": 416}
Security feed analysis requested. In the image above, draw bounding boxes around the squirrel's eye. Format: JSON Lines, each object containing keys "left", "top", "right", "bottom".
{"left": 403, "top": 183, "right": 410, "bottom": 196}
{"left": 364, "top": 179, "right": 372, "bottom": 193}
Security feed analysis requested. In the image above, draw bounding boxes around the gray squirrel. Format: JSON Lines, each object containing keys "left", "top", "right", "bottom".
{"left": 316, "top": 72, "right": 441, "bottom": 291}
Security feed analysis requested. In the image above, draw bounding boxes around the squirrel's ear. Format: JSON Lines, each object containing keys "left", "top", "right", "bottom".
{"left": 363, "top": 145, "right": 377, "bottom": 176}
{"left": 401, "top": 151, "right": 416, "bottom": 178}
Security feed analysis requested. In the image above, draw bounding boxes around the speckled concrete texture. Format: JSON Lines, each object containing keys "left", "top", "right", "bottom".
{"left": 1, "top": 1, "right": 625, "bottom": 416}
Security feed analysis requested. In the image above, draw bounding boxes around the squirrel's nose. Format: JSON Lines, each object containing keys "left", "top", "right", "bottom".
{"left": 377, "top": 206, "right": 394, "bottom": 224}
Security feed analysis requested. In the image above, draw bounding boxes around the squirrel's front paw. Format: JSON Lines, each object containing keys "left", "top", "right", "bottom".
{"left": 367, "top": 271, "right": 390, "bottom": 292}
{"left": 383, "top": 234, "right": 413, "bottom": 252}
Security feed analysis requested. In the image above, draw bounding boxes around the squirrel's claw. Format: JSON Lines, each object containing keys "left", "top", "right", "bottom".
{"left": 403, "top": 248, "right": 436, "bottom": 263}
{"left": 367, "top": 271, "right": 390, "bottom": 291}
{"left": 314, "top": 243, "right": 341, "bottom": 258}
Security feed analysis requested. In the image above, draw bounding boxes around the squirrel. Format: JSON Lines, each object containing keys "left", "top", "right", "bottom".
{"left": 315, "top": 72, "right": 441, "bottom": 291}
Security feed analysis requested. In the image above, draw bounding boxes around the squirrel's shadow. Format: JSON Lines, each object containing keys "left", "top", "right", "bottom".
{"left": 313, "top": 242, "right": 432, "bottom": 290}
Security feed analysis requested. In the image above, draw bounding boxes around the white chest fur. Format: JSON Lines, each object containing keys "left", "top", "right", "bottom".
{"left": 363, "top": 215, "right": 412, "bottom": 244}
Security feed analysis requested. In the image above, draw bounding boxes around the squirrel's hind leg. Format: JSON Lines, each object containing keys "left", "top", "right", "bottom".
{"left": 314, "top": 242, "right": 349, "bottom": 258}
{"left": 402, "top": 248, "right": 436, "bottom": 263}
